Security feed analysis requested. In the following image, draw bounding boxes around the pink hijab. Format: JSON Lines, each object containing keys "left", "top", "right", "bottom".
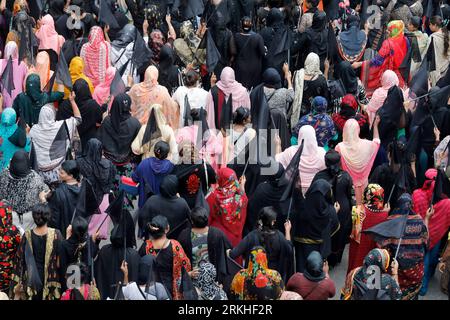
{"left": 129, "top": 65, "right": 178, "bottom": 127}
{"left": 93, "top": 66, "right": 115, "bottom": 106}
{"left": 276, "top": 125, "right": 326, "bottom": 194}
{"left": 35, "top": 14, "right": 65, "bottom": 54}
{"left": 80, "top": 26, "right": 111, "bottom": 87}
{"left": 34, "top": 51, "right": 54, "bottom": 89}
{"left": 0, "top": 41, "right": 28, "bottom": 107}
{"left": 366, "top": 70, "right": 399, "bottom": 124}
{"left": 336, "top": 119, "right": 380, "bottom": 187}
{"left": 206, "top": 67, "right": 251, "bottom": 129}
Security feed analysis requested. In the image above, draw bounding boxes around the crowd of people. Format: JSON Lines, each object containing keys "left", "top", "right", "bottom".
{"left": 0, "top": 0, "right": 450, "bottom": 301}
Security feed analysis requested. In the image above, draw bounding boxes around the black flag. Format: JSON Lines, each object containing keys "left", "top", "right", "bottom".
{"left": 180, "top": 267, "right": 198, "bottom": 300}
{"left": 105, "top": 190, "right": 125, "bottom": 225}
{"left": 183, "top": 95, "right": 193, "bottom": 127}
{"left": 49, "top": 121, "right": 70, "bottom": 161}
{"left": 363, "top": 215, "right": 409, "bottom": 241}
{"left": 29, "top": 141, "right": 39, "bottom": 171}
{"left": 43, "top": 72, "right": 56, "bottom": 94}
{"left": 131, "top": 29, "right": 152, "bottom": 73}
{"left": 55, "top": 52, "right": 73, "bottom": 90}
{"left": 110, "top": 68, "right": 126, "bottom": 97}
{"left": 431, "top": 169, "right": 450, "bottom": 205}
{"left": 75, "top": 179, "right": 101, "bottom": 219}
{"left": 219, "top": 93, "right": 233, "bottom": 131}
{"left": 98, "top": 0, "right": 120, "bottom": 29}
{"left": 28, "top": 0, "right": 44, "bottom": 21}
{"left": 0, "top": 56, "right": 15, "bottom": 96}
{"left": 199, "top": 30, "right": 220, "bottom": 73}
{"left": 8, "top": 127, "right": 27, "bottom": 148}
{"left": 280, "top": 139, "right": 304, "bottom": 202}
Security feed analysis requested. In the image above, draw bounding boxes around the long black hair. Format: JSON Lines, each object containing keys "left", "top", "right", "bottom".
{"left": 256, "top": 207, "right": 277, "bottom": 254}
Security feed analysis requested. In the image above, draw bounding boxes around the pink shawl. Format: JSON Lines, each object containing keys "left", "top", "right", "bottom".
{"left": 336, "top": 119, "right": 380, "bottom": 187}
{"left": 0, "top": 42, "right": 27, "bottom": 107}
{"left": 80, "top": 26, "right": 110, "bottom": 87}
{"left": 366, "top": 70, "right": 398, "bottom": 124}
{"left": 93, "top": 66, "right": 115, "bottom": 106}
{"left": 276, "top": 125, "right": 326, "bottom": 194}
{"left": 35, "top": 14, "right": 65, "bottom": 54}
{"left": 129, "top": 65, "right": 178, "bottom": 128}
{"left": 206, "top": 67, "right": 250, "bottom": 129}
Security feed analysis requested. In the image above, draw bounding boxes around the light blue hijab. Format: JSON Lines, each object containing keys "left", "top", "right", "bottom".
{"left": 0, "top": 108, "right": 31, "bottom": 170}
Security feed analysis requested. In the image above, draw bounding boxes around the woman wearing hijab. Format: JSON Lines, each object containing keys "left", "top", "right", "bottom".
{"left": 293, "top": 96, "right": 336, "bottom": 149}
{"left": 412, "top": 169, "right": 450, "bottom": 296}
{"left": 47, "top": 160, "right": 81, "bottom": 239}
{"left": 230, "top": 246, "right": 284, "bottom": 300}
{"left": 206, "top": 67, "right": 251, "bottom": 130}
{"left": 347, "top": 184, "right": 390, "bottom": 274}
{"left": 233, "top": 16, "right": 265, "bottom": 90}
{"left": 64, "top": 57, "right": 94, "bottom": 99}
{"left": 207, "top": 167, "right": 248, "bottom": 248}
{"left": 110, "top": 24, "right": 139, "bottom": 85}
{"left": 97, "top": 93, "right": 141, "bottom": 165}
{"left": 29, "top": 100, "right": 81, "bottom": 184}
{"left": 365, "top": 70, "right": 406, "bottom": 125}
{"left": 141, "top": 215, "right": 192, "bottom": 300}
{"left": 229, "top": 207, "right": 294, "bottom": 283}
{"left": 353, "top": 20, "right": 408, "bottom": 97}
{"left": 0, "top": 108, "right": 31, "bottom": 170}
{"left": 57, "top": 79, "right": 103, "bottom": 151}
{"left": 129, "top": 65, "right": 178, "bottom": 128}
{"left": 59, "top": 216, "right": 99, "bottom": 292}
{"left": 0, "top": 201, "right": 21, "bottom": 294}
{"left": 172, "top": 70, "right": 209, "bottom": 128}
{"left": 292, "top": 52, "right": 330, "bottom": 123}
{"left": 138, "top": 175, "right": 191, "bottom": 240}
{"left": 80, "top": 26, "right": 111, "bottom": 87}
{"left": 35, "top": 14, "right": 65, "bottom": 56}
{"left": 95, "top": 210, "right": 140, "bottom": 299}
{"left": 342, "top": 248, "right": 402, "bottom": 300}
{"left": 336, "top": 117, "right": 381, "bottom": 205}
{"left": 332, "top": 94, "right": 370, "bottom": 140}
{"left": 92, "top": 66, "right": 116, "bottom": 107}
{"left": 312, "top": 150, "right": 353, "bottom": 268}
{"left": 286, "top": 251, "right": 336, "bottom": 300}
{"left": 0, "top": 151, "right": 49, "bottom": 231}
{"left": 132, "top": 141, "right": 174, "bottom": 210}
{"left": 376, "top": 193, "right": 430, "bottom": 300}
{"left": 276, "top": 125, "right": 326, "bottom": 196}
{"left": 158, "top": 45, "right": 181, "bottom": 95}
{"left": 301, "top": 10, "right": 329, "bottom": 71}
{"left": 173, "top": 142, "right": 217, "bottom": 209}
{"left": 295, "top": 179, "right": 340, "bottom": 272}
{"left": 336, "top": 14, "right": 367, "bottom": 63}
{"left": 131, "top": 103, "right": 178, "bottom": 161}
{"left": 331, "top": 61, "right": 369, "bottom": 111}
{"left": 0, "top": 41, "right": 27, "bottom": 108}
{"left": 194, "top": 262, "right": 228, "bottom": 300}
{"left": 31, "top": 51, "right": 54, "bottom": 90}
{"left": 12, "top": 74, "right": 64, "bottom": 127}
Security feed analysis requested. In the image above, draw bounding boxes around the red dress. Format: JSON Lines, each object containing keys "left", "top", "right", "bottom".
{"left": 347, "top": 207, "right": 389, "bottom": 274}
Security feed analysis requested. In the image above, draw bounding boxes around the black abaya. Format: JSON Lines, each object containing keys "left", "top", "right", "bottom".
{"left": 233, "top": 32, "right": 265, "bottom": 90}
{"left": 48, "top": 183, "right": 80, "bottom": 238}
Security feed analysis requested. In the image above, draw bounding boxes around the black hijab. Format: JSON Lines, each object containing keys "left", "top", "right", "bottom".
{"left": 111, "top": 93, "right": 132, "bottom": 130}
{"left": 110, "top": 210, "right": 136, "bottom": 249}
{"left": 10, "top": 150, "right": 32, "bottom": 179}
{"left": 159, "top": 175, "right": 179, "bottom": 199}
{"left": 303, "top": 251, "right": 326, "bottom": 282}
{"left": 73, "top": 78, "right": 93, "bottom": 106}
{"left": 262, "top": 68, "right": 282, "bottom": 89}
{"left": 48, "top": 0, "right": 66, "bottom": 21}
{"left": 76, "top": 138, "right": 114, "bottom": 199}
{"left": 306, "top": 10, "right": 328, "bottom": 57}
{"left": 141, "top": 107, "right": 162, "bottom": 146}
{"left": 336, "top": 61, "right": 358, "bottom": 94}
{"left": 158, "top": 45, "right": 179, "bottom": 94}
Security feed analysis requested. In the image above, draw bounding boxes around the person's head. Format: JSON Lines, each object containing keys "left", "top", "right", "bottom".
{"left": 233, "top": 106, "right": 251, "bottom": 125}
{"left": 346, "top": 13, "right": 360, "bottom": 29}
{"left": 184, "top": 69, "right": 199, "bottom": 87}
{"left": 241, "top": 16, "right": 253, "bottom": 32}
{"left": 190, "top": 108, "right": 207, "bottom": 122}
{"left": 148, "top": 215, "right": 169, "bottom": 240}
{"left": 408, "top": 16, "right": 421, "bottom": 32}
{"left": 190, "top": 207, "right": 209, "bottom": 228}
{"left": 340, "top": 94, "right": 358, "bottom": 114}
{"left": 258, "top": 207, "right": 277, "bottom": 230}
{"left": 306, "top": 0, "right": 319, "bottom": 9}
{"left": 394, "top": 193, "right": 413, "bottom": 214}
{"left": 262, "top": 68, "right": 282, "bottom": 89}
{"left": 144, "top": 65, "right": 159, "bottom": 86}
{"left": 154, "top": 141, "right": 170, "bottom": 160}
{"left": 159, "top": 175, "right": 179, "bottom": 198}
{"left": 363, "top": 248, "right": 390, "bottom": 273}
{"left": 71, "top": 216, "right": 89, "bottom": 242}
{"left": 387, "top": 20, "right": 405, "bottom": 39}
{"left": 325, "top": 149, "right": 341, "bottom": 174}
{"left": 180, "top": 20, "right": 195, "bottom": 39}
{"left": 304, "top": 251, "right": 325, "bottom": 282}
{"left": 137, "top": 254, "right": 156, "bottom": 286}
{"left": 363, "top": 184, "right": 385, "bottom": 211}
{"left": 311, "top": 96, "right": 327, "bottom": 114}
{"left": 66, "top": 262, "right": 90, "bottom": 288}
{"left": 59, "top": 160, "right": 80, "bottom": 182}
{"left": 32, "top": 204, "right": 52, "bottom": 227}
{"left": 9, "top": 150, "right": 31, "bottom": 179}
{"left": 380, "top": 70, "right": 399, "bottom": 89}
{"left": 430, "top": 15, "right": 442, "bottom": 32}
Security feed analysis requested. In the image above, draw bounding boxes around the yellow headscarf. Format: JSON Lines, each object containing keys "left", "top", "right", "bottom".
{"left": 388, "top": 20, "right": 405, "bottom": 39}
{"left": 64, "top": 57, "right": 94, "bottom": 98}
